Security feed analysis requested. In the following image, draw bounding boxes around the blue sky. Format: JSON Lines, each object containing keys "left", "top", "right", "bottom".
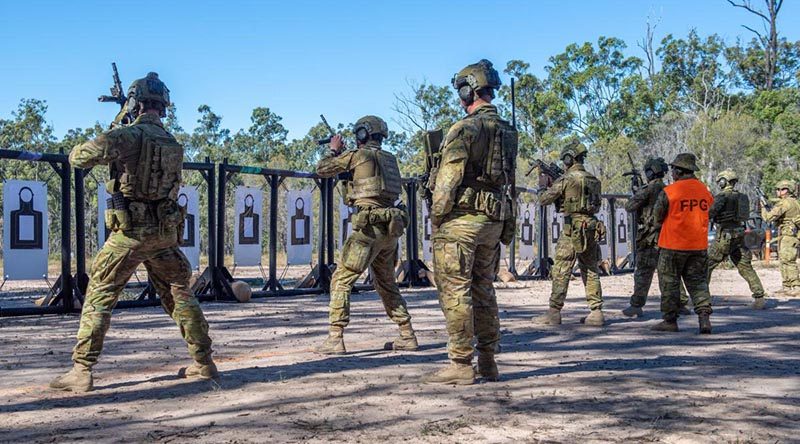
{"left": 2, "top": 0, "right": 799, "bottom": 141}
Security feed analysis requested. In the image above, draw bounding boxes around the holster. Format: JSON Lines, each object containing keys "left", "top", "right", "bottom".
{"left": 105, "top": 192, "right": 131, "bottom": 231}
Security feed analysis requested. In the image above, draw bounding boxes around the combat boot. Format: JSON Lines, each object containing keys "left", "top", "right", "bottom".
{"left": 581, "top": 309, "right": 605, "bottom": 327}
{"left": 698, "top": 313, "right": 712, "bottom": 334}
{"left": 621, "top": 305, "right": 644, "bottom": 318}
{"left": 651, "top": 320, "right": 679, "bottom": 332}
{"left": 423, "top": 362, "right": 475, "bottom": 385}
{"left": 385, "top": 321, "right": 419, "bottom": 351}
{"left": 49, "top": 363, "right": 93, "bottom": 392}
{"left": 477, "top": 354, "right": 499, "bottom": 382}
{"left": 180, "top": 360, "right": 219, "bottom": 381}
{"left": 316, "top": 326, "right": 346, "bottom": 355}
{"left": 532, "top": 308, "right": 561, "bottom": 325}
{"left": 750, "top": 297, "right": 767, "bottom": 310}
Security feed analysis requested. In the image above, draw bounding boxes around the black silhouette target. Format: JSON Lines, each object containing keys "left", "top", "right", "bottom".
{"left": 239, "top": 193, "right": 260, "bottom": 245}
{"left": 521, "top": 209, "right": 534, "bottom": 246}
{"left": 291, "top": 197, "right": 311, "bottom": 245}
{"left": 10, "top": 186, "right": 43, "bottom": 250}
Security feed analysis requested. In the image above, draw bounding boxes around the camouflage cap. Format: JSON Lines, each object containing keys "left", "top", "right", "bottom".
{"left": 775, "top": 179, "right": 796, "bottom": 191}
{"left": 127, "top": 72, "right": 170, "bottom": 106}
{"left": 452, "top": 59, "right": 501, "bottom": 92}
{"left": 669, "top": 153, "right": 700, "bottom": 172}
{"left": 354, "top": 115, "right": 389, "bottom": 138}
{"left": 560, "top": 139, "right": 588, "bottom": 160}
{"left": 716, "top": 169, "right": 738, "bottom": 183}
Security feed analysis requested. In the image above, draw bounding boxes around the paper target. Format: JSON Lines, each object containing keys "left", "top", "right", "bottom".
{"left": 178, "top": 186, "right": 200, "bottom": 270}
{"left": 286, "top": 189, "right": 313, "bottom": 265}
{"left": 234, "top": 186, "right": 263, "bottom": 266}
{"left": 3, "top": 180, "right": 49, "bottom": 280}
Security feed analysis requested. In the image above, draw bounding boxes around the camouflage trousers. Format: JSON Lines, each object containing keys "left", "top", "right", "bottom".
{"left": 777, "top": 235, "right": 800, "bottom": 288}
{"left": 631, "top": 246, "right": 689, "bottom": 308}
{"left": 433, "top": 216, "right": 503, "bottom": 363}
{"left": 707, "top": 231, "right": 765, "bottom": 299}
{"left": 657, "top": 249, "right": 712, "bottom": 321}
{"left": 73, "top": 226, "right": 213, "bottom": 368}
{"left": 328, "top": 222, "right": 411, "bottom": 328}
{"left": 550, "top": 231, "right": 603, "bottom": 311}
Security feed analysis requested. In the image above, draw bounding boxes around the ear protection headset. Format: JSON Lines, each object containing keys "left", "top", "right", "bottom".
{"left": 354, "top": 123, "right": 370, "bottom": 144}
{"left": 717, "top": 177, "right": 728, "bottom": 189}
{"left": 457, "top": 79, "right": 475, "bottom": 105}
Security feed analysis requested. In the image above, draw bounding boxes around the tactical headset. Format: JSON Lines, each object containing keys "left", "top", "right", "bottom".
{"left": 717, "top": 177, "right": 728, "bottom": 189}
{"left": 354, "top": 123, "right": 371, "bottom": 144}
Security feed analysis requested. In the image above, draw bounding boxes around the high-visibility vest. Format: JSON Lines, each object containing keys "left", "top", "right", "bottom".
{"left": 658, "top": 178, "right": 713, "bottom": 251}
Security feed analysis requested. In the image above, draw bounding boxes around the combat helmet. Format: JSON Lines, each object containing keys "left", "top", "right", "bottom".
{"left": 353, "top": 115, "right": 389, "bottom": 143}
{"left": 560, "top": 139, "right": 588, "bottom": 161}
{"left": 669, "top": 153, "right": 700, "bottom": 172}
{"left": 126, "top": 72, "right": 170, "bottom": 116}
{"left": 775, "top": 179, "right": 796, "bottom": 192}
{"left": 452, "top": 59, "right": 501, "bottom": 103}
{"left": 716, "top": 170, "right": 738, "bottom": 184}
{"left": 644, "top": 157, "right": 668, "bottom": 177}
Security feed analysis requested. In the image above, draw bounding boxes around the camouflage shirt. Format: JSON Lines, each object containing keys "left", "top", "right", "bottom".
{"left": 762, "top": 195, "right": 800, "bottom": 235}
{"left": 539, "top": 163, "right": 600, "bottom": 215}
{"left": 70, "top": 113, "right": 167, "bottom": 169}
{"left": 316, "top": 140, "right": 399, "bottom": 208}
{"left": 625, "top": 177, "right": 664, "bottom": 246}
{"left": 431, "top": 103, "right": 504, "bottom": 224}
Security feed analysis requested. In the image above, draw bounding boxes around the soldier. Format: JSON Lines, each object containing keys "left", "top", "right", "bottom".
{"left": 622, "top": 158, "right": 690, "bottom": 317}
{"left": 533, "top": 140, "right": 605, "bottom": 327}
{"left": 50, "top": 73, "right": 216, "bottom": 392}
{"left": 314, "top": 115, "right": 418, "bottom": 354}
{"left": 651, "top": 153, "right": 714, "bottom": 334}
{"left": 707, "top": 170, "right": 767, "bottom": 309}
{"left": 761, "top": 179, "right": 800, "bottom": 296}
{"left": 424, "top": 59, "right": 517, "bottom": 385}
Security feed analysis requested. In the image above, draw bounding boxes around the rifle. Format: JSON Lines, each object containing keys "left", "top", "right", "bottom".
{"left": 97, "top": 62, "right": 131, "bottom": 127}
{"left": 756, "top": 187, "right": 772, "bottom": 211}
{"left": 525, "top": 159, "right": 564, "bottom": 180}
{"left": 421, "top": 129, "right": 443, "bottom": 211}
{"left": 622, "top": 152, "right": 644, "bottom": 193}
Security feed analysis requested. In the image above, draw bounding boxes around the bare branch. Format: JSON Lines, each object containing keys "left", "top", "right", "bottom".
{"left": 727, "top": 0, "right": 770, "bottom": 22}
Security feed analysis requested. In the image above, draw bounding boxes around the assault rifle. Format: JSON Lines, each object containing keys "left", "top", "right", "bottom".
{"left": 623, "top": 152, "right": 644, "bottom": 193}
{"left": 97, "top": 62, "right": 131, "bottom": 127}
{"left": 421, "top": 129, "right": 443, "bottom": 211}
{"left": 756, "top": 187, "right": 772, "bottom": 211}
{"left": 525, "top": 159, "right": 564, "bottom": 180}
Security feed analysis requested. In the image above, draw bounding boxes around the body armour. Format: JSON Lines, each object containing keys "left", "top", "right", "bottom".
{"left": 316, "top": 141, "right": 401, "bottom": 208}
{"left": 710, "top": 187, "right": 749, "bottom": 230}
{"left": 541, "top": 164, "right": 601, "bottom": 216}
{"left": 431, "top": 104, "right": 517, "bottom": 222}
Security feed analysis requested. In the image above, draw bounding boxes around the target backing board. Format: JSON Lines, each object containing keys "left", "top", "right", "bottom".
{"left": 97, "top": 183, "right": 112, "bottom": 248}
{"left": 518, "top": 202, "right": 536, "bottom": 260}
{"left": 3, "top": 180, "right": 48, "bottom": 280}
{"left": 234, "top": 186, "right": 263, "bottom": 266}
{"left": 177, "top": 186, "right": 201, "bottom": 270}
{"left": 421, "top": 203, "right": 433, "bottom": 263}
{"left": 286, "top": 189, "right": 313, "bottom": 265}
{"left": 614, "top": 203, "right": 631, "bottom": 262}
{"left": 547, "top": 205, "right": 565, "bottom": 258}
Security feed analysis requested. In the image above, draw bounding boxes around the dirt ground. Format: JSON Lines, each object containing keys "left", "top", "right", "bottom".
{"left": 0, "top": 267, "right": 798, "bottom": 443}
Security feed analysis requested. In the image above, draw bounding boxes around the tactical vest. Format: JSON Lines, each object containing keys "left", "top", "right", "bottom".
{"left": 658, "top": 178, "right": 713, "bottom": 250}
{"left": 347, "top": 149, "right": 402, "bottom": 205}
{"left": 715, "top": 189, "right": 749, "bottom": 227}
{"left": 110, "top": 127, "right": 183, "bottom": 202}
{"left": 562, "top": 170, "right": 601, "bottom": 215}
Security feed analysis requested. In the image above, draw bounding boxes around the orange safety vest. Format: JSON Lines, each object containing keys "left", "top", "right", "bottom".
{"left": 658, "top": 178, "right": 713, "bottom": 251}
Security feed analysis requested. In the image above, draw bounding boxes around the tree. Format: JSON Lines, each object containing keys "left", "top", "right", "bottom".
{"left": 727, "top": 0, "right": 786, "bottom": 90}
{"left": 229, "top": 107, "right": 288, "bottom": 164}
{"left": 188, "top": 105, "right": 232, "bottom": 162}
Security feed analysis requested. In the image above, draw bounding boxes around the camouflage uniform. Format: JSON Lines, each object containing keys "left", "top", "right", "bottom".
{"left": 314, "top": 116, "right": 415, "bottom": 354}
{"left": 539, "top": 162, "right": 604, "bottom": 313}
{"left": 707, "top": 176, "right": 765, "bottom": 300}
{"left": 761, "top": 181, "right": 800, "bottom": 292}
{"left": 430, "top": 100, "right": 516, "bottom": 367}
{"left": 69, "top": 118, "right": 212, "bottom": 368}
{"left": 625, "top": 175, "right": 689, "bottom": 310}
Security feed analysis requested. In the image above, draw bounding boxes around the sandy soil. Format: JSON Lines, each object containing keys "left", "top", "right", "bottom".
{"left": 0, "top": 267, "right": 798, "bottom": 443}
